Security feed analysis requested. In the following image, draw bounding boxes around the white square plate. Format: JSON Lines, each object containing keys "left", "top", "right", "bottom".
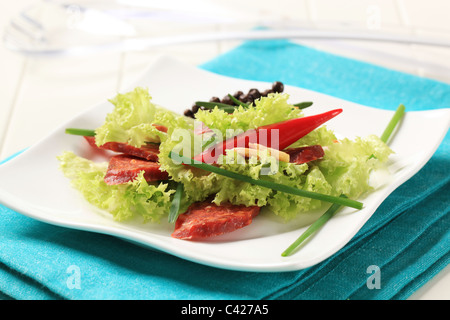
{"left": 0, "top": 56, "right": 449, "bottom": 272}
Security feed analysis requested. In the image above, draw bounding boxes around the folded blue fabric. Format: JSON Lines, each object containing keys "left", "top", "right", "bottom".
{"left": 1, "top": 40, "right": 449, "bottom": 300}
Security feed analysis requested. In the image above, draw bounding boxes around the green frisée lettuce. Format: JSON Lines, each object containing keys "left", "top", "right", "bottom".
{"left": 94, "top": 87, "right": 191, "bottom": 147}
{"left": 194, "top": 93, "right": 303, "bottom": 136}
{"left": 288, "top": 126, "right": 338, "bottom": 149}
{"left": 317, "top": 135, "right": 393, "bottom": 198}
{"left": 58, "top": 87, "right": 393, "bottom": 224}
{"left": 58, "top": 151, "right": 174, "bottom": 222}
{"left": 94, "top": 87, "right": 156, "bottom": 147}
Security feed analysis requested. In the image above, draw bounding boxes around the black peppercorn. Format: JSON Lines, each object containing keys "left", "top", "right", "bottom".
{"left": 272, "top": 81, "right": 284, "bottom": 93}
{"left": 248, "top": 88, "right": 261, "bottom": 100}
{"left": 184, "top": 109, "right": 194, "bottom": 118}
{"left": 239, "top": 94, "right": 248, "bottom": 103}
{"left": 186, "top": 82, "right": 284, "bottom": 117}
{"left": 248, "top": 89, "right": 261, "bottom": 102}
{"left": 192, "top": 104, "right": 200, "bottom": 113}
{"left": 233, "top": 91, "right": 243, "bottom": 99}
{"left": 221, "top": 95, "right": 233, "bottom": 105}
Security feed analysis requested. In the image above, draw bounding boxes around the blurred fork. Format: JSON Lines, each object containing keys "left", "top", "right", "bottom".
{"left": 3, "top": 1, "right": 138, "bottom": 56}
{"left": 4, "top": 6, "right": 47, "bottom": 52}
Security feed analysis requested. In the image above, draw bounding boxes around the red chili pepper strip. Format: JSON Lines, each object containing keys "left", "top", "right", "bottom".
{"left": 193, "top": 108, "right": 342, "bottom": 164}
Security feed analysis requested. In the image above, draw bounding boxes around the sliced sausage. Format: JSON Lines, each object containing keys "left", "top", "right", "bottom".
{"left": 104, "top": 154, "right": 169, "bottom": 185}
{"left": 151, "top": 124, "right": 168, "bottom": 133}
{"left": 284, "top": 145, "right": 324, "bottom": 164}
{"left": 171, "top": 201, "right": 260, "bottom": 240}
{"left": 83, "top": 136, "right": 160, "bottom": 162}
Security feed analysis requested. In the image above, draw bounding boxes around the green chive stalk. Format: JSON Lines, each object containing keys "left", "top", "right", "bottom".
{"left": 169, "top": 152, "right": 363, "bottom": 210}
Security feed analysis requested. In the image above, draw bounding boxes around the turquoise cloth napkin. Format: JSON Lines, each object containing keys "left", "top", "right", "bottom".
{"left": 1, "top": 40, "right": 449, "bottom": 300}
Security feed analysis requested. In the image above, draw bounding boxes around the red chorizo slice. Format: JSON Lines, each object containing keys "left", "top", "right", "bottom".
{"left": 102, "top": 141, "right": 160, "bottom": 161}
{"left": 171, "top": 202, "right": 260, "bottom": 240}
{"left": 284, "top": 145, "right": 324, "bottom": 164}
{"left": 83, "top": 135, "right": 100, "bottom": 149}
{"left": 151, "top": 124, "right": 168, "bottom": 133}
{"left": 83, "top": 136, "right": 160, "bottom": 161}
{"left": 104, "top": 154, "right": 169, "bottom": 185}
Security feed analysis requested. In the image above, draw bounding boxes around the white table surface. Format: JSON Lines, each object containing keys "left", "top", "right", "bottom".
{"left": 1, "top": 0, "right": 449, "bottom": 300}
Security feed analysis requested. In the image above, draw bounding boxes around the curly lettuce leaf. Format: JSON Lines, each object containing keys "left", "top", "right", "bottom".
{"left": 194, "top": 93, "right": 303, "bottom": 136}
{"left": 267, "top": 165, "right": 333, "bottom": 220}
{"left": 318, "top": 134, "right": 393, "bottom": 199}
{"left": 94, "top": 87, "right": 191, "bottom": 147}
{"left": 57, "top": 151, "right": 174, "bottom": 222}
{"left": 289, "top": 125, "right": 337, "bottom": 148}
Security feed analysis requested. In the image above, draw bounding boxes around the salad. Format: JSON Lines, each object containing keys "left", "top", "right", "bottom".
{"left": 58, "top": 82, "right": 399, "bottom": 254}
